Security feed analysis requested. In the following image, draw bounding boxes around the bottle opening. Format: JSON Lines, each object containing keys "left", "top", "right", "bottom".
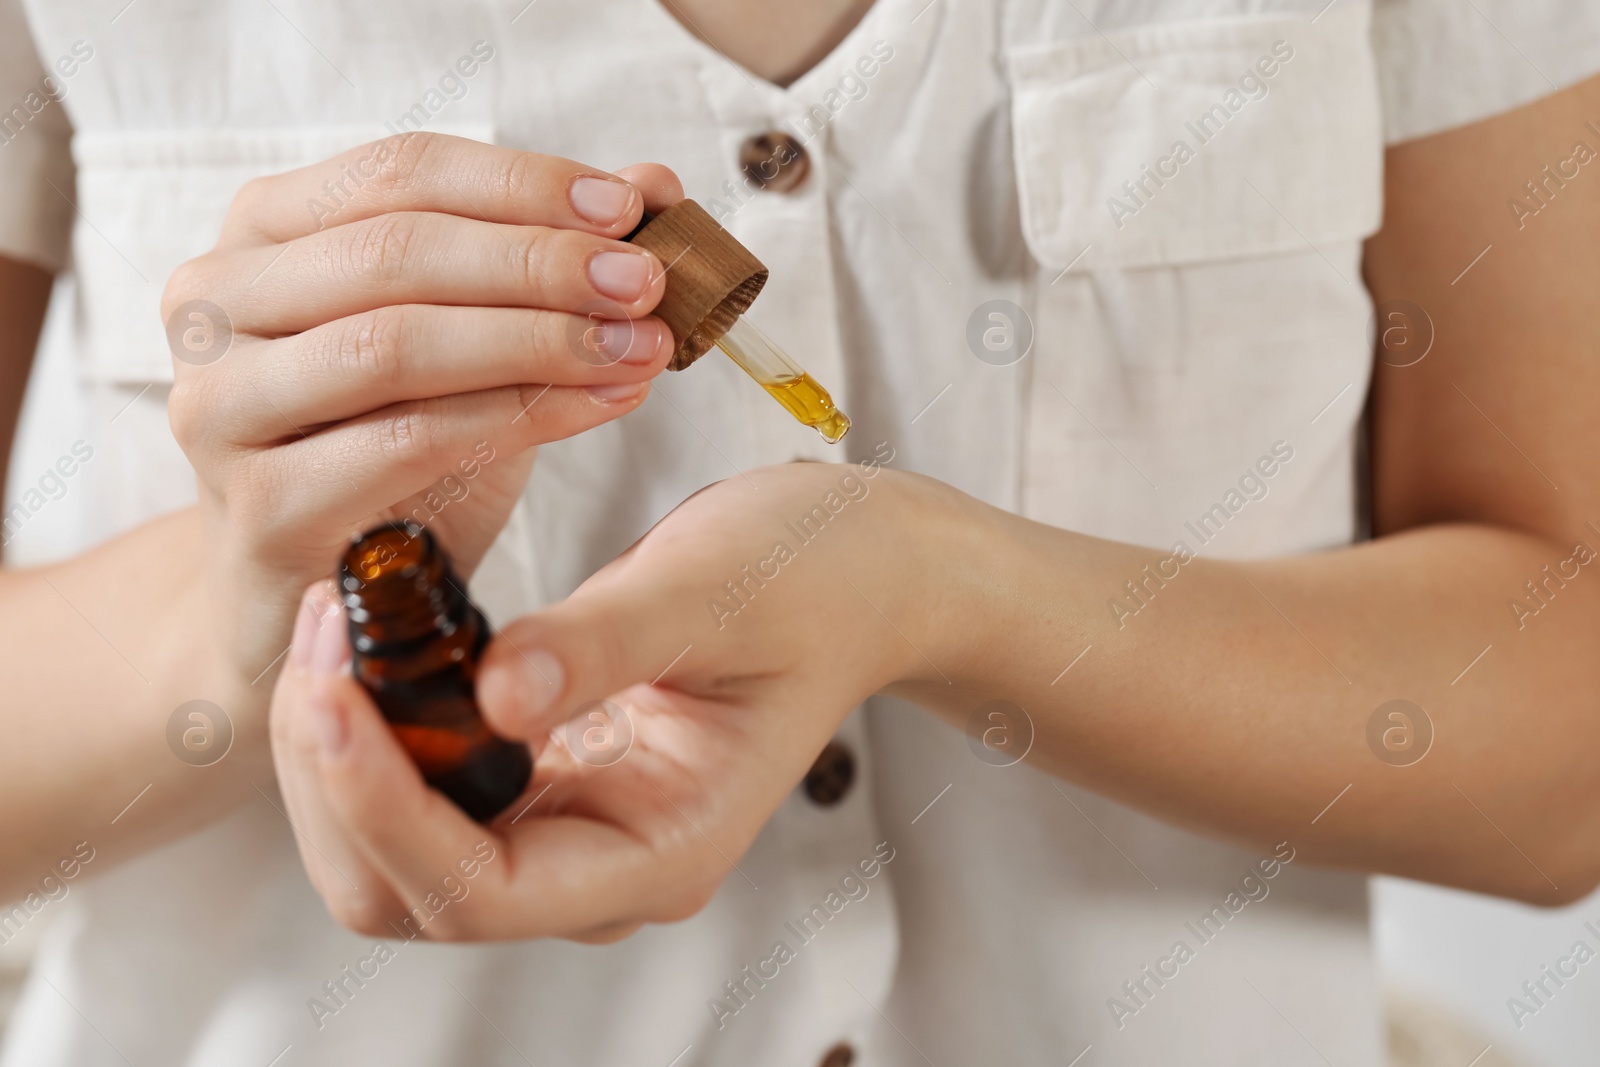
{"left": 338, "top": 522, "right": 461, "bottom": 643}
{"left": 346, "top": 522, "right": 430, "bottom": 587}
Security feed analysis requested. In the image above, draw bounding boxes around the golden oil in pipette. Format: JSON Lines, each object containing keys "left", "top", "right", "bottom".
{"left": 711, "top": 319, "right": 851, "bottom": 444}
{"left": 752, "top": 372, "right": 852, "bottom": 443}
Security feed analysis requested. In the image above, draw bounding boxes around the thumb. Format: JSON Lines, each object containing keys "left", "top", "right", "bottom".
{"left": 612, "top": 162, "right": 683, "bottom": 215}
{"left": 476, "top": 580, "right": 706, "bottom": 743}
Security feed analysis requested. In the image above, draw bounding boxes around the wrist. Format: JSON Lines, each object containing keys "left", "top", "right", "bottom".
{"left": 164, "top": 513, "right": 275, "bottom": 715}
{"left": 876, "top": 473, "right": 1095, "bottom": 719}
{"left": 872, "top": 470, "right": 999, "bottom": 691}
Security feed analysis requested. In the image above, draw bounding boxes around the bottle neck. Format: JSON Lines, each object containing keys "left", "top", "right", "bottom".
{"left": 339, "top": 524, "right": 471, "bottom": 656}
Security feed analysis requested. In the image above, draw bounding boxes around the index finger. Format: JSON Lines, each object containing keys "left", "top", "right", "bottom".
{"left": 220, "top": 132, "right": 661, "bottom": 247}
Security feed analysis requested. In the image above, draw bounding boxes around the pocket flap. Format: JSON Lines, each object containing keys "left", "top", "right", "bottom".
{"left": 72, "top": 123, "right": 495, "bottom": 383}
{"left": 1006, "top": 5, "right": 1382, "bottom": 272}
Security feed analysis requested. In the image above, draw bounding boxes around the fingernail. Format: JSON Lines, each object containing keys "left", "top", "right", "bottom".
{"left": 289, "top": 593, "right": 321, "bottom": 669}
{"left": 311, "top": 603, "right": 349, "bottom": 676}
{"left": 309, "top": 688, "right": 348, "bottom": 754}
{"left": 518, "top": 650, "right": 564, "bottom": 720}
{"left": 569, "top": 176, "right": 636, "bottom": 226}
{"left": 589, "top": 382, "right": 646, "bottom": 402}
{"left": 588, "top": 251, "right": 654, "bottom": 302}
{"left": 593, "top": 319, "right": 664, "bottom": 365}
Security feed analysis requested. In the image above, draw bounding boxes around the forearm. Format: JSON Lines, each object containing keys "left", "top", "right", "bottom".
{"left": 0, "top": 255, "right": 53, "bottom": 505}
{"left": 897, "top": 477, "right": 1600, "bottom": 904}
{"left": 0, "top": 506, "right": 271, "bottom": 896}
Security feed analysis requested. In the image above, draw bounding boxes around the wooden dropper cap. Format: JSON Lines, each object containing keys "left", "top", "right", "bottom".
{"left": 624, "top": 199, "right": 768, "bottom": 371}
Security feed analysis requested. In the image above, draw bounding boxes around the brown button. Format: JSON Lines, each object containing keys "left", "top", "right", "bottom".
{"left": 740, "top": 131, "right": 810, "bottom": 194}
{"left": 818, "top": 1042, "right": 855, "bottom": 1067}
{"left": 803, "top": 741, "right": 855, "bottom": 806}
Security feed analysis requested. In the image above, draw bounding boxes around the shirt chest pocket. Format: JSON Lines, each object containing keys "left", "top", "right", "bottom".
{"left": 1005, "top": 4, "right": 1382, "bottom": 273}
{"left": 1001, "top": 4, "right": 1385, "bottom": 550}
{"left": 72, "top": 123, "right": 494, "bottom": 384}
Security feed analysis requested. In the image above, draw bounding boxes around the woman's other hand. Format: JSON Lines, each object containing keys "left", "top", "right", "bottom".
{"left": 269, "top": 455, "right": 952, "bottom": 940}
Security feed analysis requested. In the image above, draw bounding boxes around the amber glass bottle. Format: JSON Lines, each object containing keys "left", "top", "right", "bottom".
{"left": 339, "top": 523, "right": 531, "bottom": 823}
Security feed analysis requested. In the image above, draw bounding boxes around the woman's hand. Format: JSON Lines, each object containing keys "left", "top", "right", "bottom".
{"left": 162, "top": 132, "right": 682, "bottom": 688}
{"left": 269, "top": 455, "right": 945, "bottom": 940}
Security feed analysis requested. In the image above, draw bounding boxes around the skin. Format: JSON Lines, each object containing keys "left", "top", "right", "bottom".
{"left": 0, "top": 140, "right": 685, "bottom": 899}
{"left": 0, "top": 1, "right": 877, "bottom": 900}
{"left": 268, "top": 71, "right": 1600, "bottom": 947}
{"left": 0, "top": 13, "right": 1596, "bottom": 941}
{"left": 0, "top": 256, "right": 50, "bottom": 505}
{"left": 659, "top": 0, "right": 881, "bottom": 85}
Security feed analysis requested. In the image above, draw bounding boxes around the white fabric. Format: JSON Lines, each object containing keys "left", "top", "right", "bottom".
{"left": 1007, "top": 9, "right": 1383, "bottom": 271}
{"left": 1372, "top": 0, "right": 1600, "bottom": 144}
{"left": 0, "top": 1, "right": 1596, "bottom": 1065}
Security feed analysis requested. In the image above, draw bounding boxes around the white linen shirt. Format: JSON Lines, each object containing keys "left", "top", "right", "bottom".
{"left": 1, "top": 1, "right": 1597, "bottom": 1065}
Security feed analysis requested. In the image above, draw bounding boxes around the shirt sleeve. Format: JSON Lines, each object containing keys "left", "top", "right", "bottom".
{"left": 1372, "top": 0, "right": 1600, "bottom": 144}
{"left": 0, "top": 0, "right": 74, "bottom": 272}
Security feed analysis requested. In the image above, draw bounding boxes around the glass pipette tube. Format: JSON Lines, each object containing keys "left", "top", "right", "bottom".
{"left": 712, "top": 316, "right": 851, "bottom": 443}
